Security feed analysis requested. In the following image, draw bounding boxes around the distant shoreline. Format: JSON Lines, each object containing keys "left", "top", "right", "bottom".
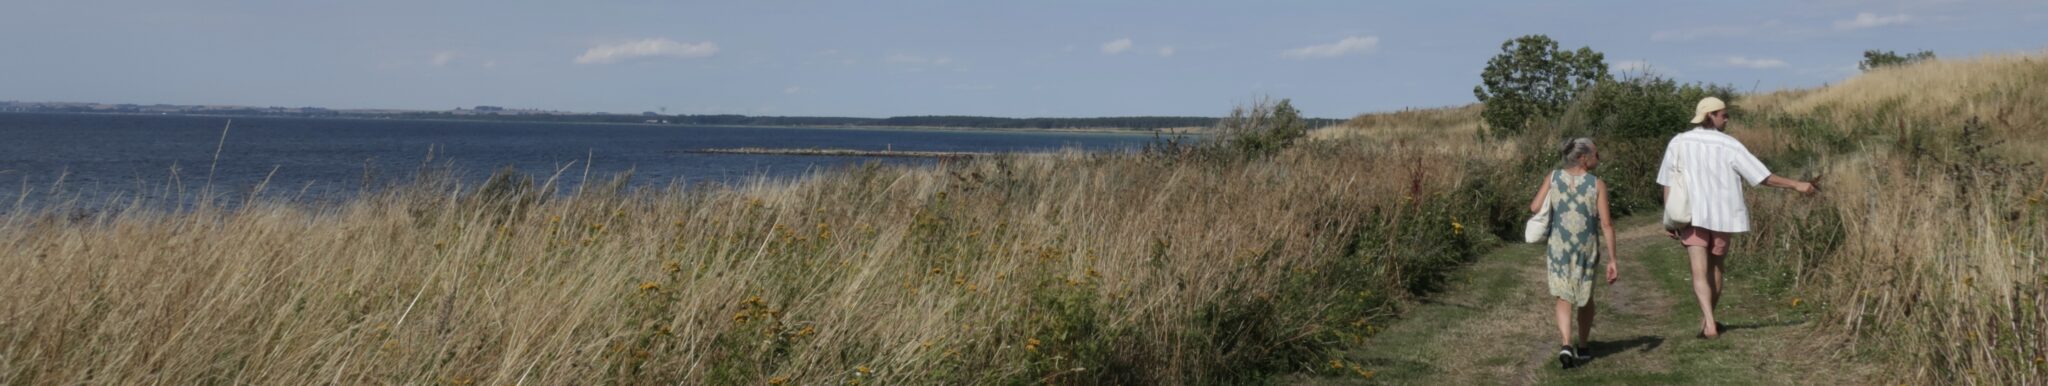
{"left": 685, "top": 147, "right": 990, "bottom": 158}
{"left": 0, "top": 110, "right": 1206, "bottom": 136}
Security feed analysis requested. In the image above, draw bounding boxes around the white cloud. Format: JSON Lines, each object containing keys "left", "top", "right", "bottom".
{"left": 1101, "top": 38, "right": 1133, "bottom": 54}
{"left": 574, "top": 38, "right": 719, "bottom": 64}
{"left": 1835, "top": 12, "right": 1912, "bottom": 30}
{"left": 430, "top": 51, "right": 457, "bottom": 67}
{"left": 1282, "top": 36, "right": 1379, "bottom": 59}
{"left": 1725, "top": 56, "right": 1788, "bottom": 69}
{"left": 1157, "top": 46, "right": 1176, "bottom": 57}
{"left": 783, "top": 86, "right": 802, "bottom": 94}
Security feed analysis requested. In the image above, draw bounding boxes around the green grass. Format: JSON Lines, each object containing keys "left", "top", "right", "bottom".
{"left": 1293, "top": 216, "right": 1876, "bottom": 385}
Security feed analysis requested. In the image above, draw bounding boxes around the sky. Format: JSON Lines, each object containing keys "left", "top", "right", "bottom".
{"left": 3, "top": 0, "right": 2044, "bottom": 118}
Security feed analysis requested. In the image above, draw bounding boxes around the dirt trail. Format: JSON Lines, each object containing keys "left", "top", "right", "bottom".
{"left": 1292, "top": 217, "right": 1873, "bottom": 385}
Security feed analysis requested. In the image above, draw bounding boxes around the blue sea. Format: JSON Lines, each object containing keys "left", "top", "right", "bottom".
{"left": 0, "top": 113, "right": 1161, "bottom": 207}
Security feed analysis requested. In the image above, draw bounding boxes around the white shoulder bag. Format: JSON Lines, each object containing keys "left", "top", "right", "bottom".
{"left": 1524, "top": 171, "right": 1556, "bottom": 243}
{"left": 1662, "top": 146, "right": 1693, "bottom": 232}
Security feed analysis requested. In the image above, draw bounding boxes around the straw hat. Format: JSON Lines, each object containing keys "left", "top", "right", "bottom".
{"left": 1690, "top": 97, "right": 1726, "bottom": 124}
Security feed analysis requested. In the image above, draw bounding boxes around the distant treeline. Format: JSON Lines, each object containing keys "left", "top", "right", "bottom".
{"left": 388, "top": 112, "right": 1344, "bottom": 130}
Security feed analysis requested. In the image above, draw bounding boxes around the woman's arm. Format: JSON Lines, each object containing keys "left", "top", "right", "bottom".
{"left": 1597, "top": 180, "right": 1619, "bottom": 284}
{"left": 1529, "top": 173, "right": 1553, "bottom": 213}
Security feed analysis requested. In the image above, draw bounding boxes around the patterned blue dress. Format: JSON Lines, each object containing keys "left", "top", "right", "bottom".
{"left": 1545, "top": 169, "right": 1602, "bottom": 307}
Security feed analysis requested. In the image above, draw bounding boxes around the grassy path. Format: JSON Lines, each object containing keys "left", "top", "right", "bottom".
{"left": 1293, "top": 216, "right": 1875, "bottom": 385}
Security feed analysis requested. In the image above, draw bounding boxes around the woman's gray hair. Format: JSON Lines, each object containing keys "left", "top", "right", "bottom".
{"left": 1559, "top": 137, "right": 1596, "bottom": 168}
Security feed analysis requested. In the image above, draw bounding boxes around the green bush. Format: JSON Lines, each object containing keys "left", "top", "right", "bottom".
{"left": 1549, "top": 74, "right": 1737, "bottom": 214}
{"left": 1858, "top": 49, "right": 1935, "bottom": 72}
{"left": 1217, "top": 98, "right": 1310, "bottom": 159}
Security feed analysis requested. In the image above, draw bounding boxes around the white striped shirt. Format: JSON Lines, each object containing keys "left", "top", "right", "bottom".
{"left": 1656, "top": 128, "right": 1773, "bottom": 233}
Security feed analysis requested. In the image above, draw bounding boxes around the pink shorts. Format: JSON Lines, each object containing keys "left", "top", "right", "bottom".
{"left": 1677, "top": 227, "right": 1730, "bottom": 256}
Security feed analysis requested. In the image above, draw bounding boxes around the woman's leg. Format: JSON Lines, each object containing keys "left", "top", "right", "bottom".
{"left": 1556, "top": 298, "right": 1575, "bottom": 346}
{"left": 1709, "top": 250, "right": 1727, "bottom": 309}
{"left": 1688, "top": 244, "right": 1720, "bottom": 336}
{"left": 1576, "top": 298, "right": 1597, "bottom": 347}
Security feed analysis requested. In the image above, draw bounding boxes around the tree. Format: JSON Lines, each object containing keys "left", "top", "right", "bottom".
{"left": 1473, "top": 35, "right": 1610, "bottom": 137}
{"left": 1858, "top": 50, "right": 1935, "bottom": 71}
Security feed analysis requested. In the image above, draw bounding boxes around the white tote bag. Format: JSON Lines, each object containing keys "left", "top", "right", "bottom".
{"left": 1524, "top": 171, "right": 1556, "bottom": 243}
{"left": 1662, "top": 148, "right": 1693, "bottom": 232}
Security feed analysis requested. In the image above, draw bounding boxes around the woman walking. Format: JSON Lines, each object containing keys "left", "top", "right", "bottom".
{"left": 1658, "top": 97, "right": 1818, "bottom": 339}
{"left": 1529, "top": 137, "right": 1619, "bottom": 369}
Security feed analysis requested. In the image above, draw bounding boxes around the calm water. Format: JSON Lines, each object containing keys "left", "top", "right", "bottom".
{"left": 0, "top": 113, "right": 1157, "bottom": 207}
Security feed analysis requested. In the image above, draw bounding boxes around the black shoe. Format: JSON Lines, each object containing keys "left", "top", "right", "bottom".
{"left": 1716, "top": 322, "right": 1727, "bottom": 334}
{"left": 1573, "top": 345, "right": 1592, "bottom": 361}
{"left": 1558, "top": 346, "right": 1577, "bottom": 369}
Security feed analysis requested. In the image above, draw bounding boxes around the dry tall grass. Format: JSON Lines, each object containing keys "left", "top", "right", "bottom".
{"left": 1311, "top": 104, "right": 1482, "bottom": 143}
{"left": 1738, "top": 53, "right": 2048, "bottom": 383}
{"left": 0, "top": 141, "right": 1501, "bottom": 384}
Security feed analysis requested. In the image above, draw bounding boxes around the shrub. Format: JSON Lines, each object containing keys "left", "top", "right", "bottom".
{"left": 1858, "top": 49, "right": 1936, "bottom": 72}
{"left": 1216, "top": 98, "right": 1310, "bottom": 159}
{"left": 1547, "top": 74, "right": 1736, "bottom": 214}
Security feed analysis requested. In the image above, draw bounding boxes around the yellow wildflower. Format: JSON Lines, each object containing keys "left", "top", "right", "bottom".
{"left": 796, "top": 326, "right": 816, "bottom": 338}
{"left": 856, "top": 365, "right": 872, "bottom": 376}
{"left": 1025, "top": 338, "right": 1041, "bottom": 352}
{"left": 1452, "top": 221, "right": 1464, "bottom": 235}
{"left": 638, "top": 281, "right": 660, "bottom": 293}
{"left": 1329, "top": 359, "right": 1344, "bottom": 369}
{"left": 1790, "top": 297, "right": 1802, "bottom": 307}
{"left": 767, "top": 375, "right": 790, "bottom": 385}
{"left": 1353, "top": 368, "right": 1374, "bottom": 378}
{"left": 733, "top": 312, "right": 750, "bottom": 323}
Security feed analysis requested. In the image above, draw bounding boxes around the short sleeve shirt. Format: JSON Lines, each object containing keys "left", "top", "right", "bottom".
{"left": 1655, "top": 128, "right": 1772, "bottom": 233}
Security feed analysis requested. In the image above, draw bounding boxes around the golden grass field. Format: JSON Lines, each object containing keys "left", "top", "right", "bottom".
{"left": 0, "top": 138, "right": 1513, "bottom": 384}
{"left": 2, "top": 53, "right": 2041, "bottom": 384}
{"left": 1735, "top": 53, "right": 2047, "bottom": 384}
